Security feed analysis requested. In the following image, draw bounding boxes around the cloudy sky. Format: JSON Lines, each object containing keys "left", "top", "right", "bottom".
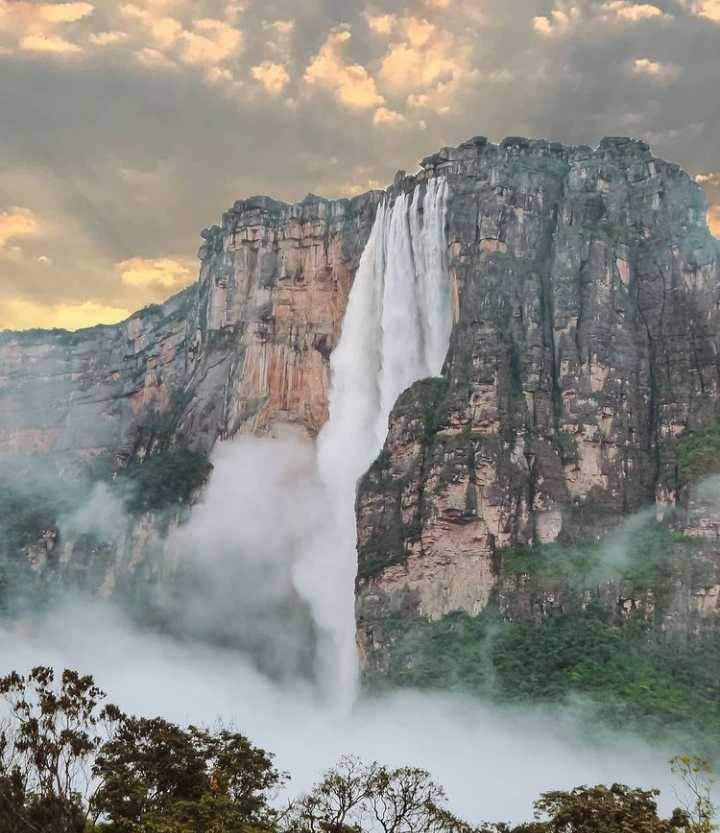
{"left": 0, "top": 0, "right": 718, "bottom": 330}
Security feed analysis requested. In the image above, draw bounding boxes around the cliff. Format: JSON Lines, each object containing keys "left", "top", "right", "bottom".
{"left": 2, "top": 135, "right": 720, "bottom": 738}
{"left": 353, "top": 138, "right": 720, "bottom": 735}
{"left": 0, "top": 191, "right": 379, "bottom": 585}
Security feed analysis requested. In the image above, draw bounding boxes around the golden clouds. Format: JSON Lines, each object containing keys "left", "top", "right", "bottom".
{"left": 0, "top": 298, "right": 130, "bottom": 331}
{"left": 697, "top": 174, "right": 720, "bottom": 236}
{"left": 252, "top": 61, "right": 290, "bottom": 95}
{"left": 0, "top": 207, "right": 37, "bottom": 249}
{"left": 709, "top": 205, "right": 720, "bottom": 236}
{"left": 19, "top": 34, "right": 83, "bottom": 53}
{"left": 373, "top": 106, "right": 407, "bottom": 127}
{"left": 117, "top": 256, "right": 196, "bottom": 292}
{"left": 365, "top": 13, "right": 397, "bottom": 35}
{"left": 180, "top": 19, "right": 242, "bottom": 67}
{"left": 0, "top": 1, "right": 93, "bottom": 55}
{"left": 631, "top": 57, "right": 680, "bottom": 82}
{"left": 304, "top": 27, "right": 384, "bottom": 110}
{"left": 601, "top": 2, "right": 666, "bottom": 21}
{"left": 533, "top": 7, "right": 580, "bottom": 35}
{"left": 534, "top": 2, "right": 670, "bottom": 35}
{"left": 89, "top": 31, "right": 128, "bottom": 46}
{"left": 376, "top": 15, "right": 474, "bottom": 114}
{"left": 119, "top": 3, "right": 243, "bottom": 75}
{"left": 695, "top": 0, "right": 720, "bottom": 21}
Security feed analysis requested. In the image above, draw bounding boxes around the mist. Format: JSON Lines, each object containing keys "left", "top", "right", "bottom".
{"left": 0, "top": 596, "right": 691, "bottom": 825}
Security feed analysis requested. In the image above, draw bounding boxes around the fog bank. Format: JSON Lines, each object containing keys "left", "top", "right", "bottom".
{"left": 0, "top": 602, "right": 686, "bottom": 825}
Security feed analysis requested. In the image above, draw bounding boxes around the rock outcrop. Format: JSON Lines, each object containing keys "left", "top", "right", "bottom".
{"left": 354, "top": 136, "right": 720, "bottom": 667}
{"left": 0, "top": 192, "right": 380, "bottom": 580}
{"left": 2, "top": 135, "right": 720, "bottom": 672}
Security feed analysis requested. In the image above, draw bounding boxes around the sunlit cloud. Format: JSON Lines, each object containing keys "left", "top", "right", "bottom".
{"left": 304, "top": 27, "right": 384, "bottom": 110}
{"left": 533, "top": 6, "right": 581, "bottom": 36}
{"left": 180, "top": 18, "right": 242, "bottom": 67}
{"left": 365, "top": 12, "right": 397, "bottom": 35}
{"left": 89, "top": 30, "right": 129, "bottom": 46}
{"left": 252, "top": 61, "right": 290, "bottom": 95}
{"left": 120, "top": 3, "right": 182, "bottom": 51}
{"left": 0, "top": 207, "right": 38, "bottom": 249}
{"left": 534, "top": 1, "right": 669, "bottom": 34}
{"left": 697, "top": 173, "right": 720, "bottom": 236}
{"left": 373, "top": 106, "right": 407, "bottom": 127}
{"left": 0, "top": 297, "right": 130, "bottom": 331}
{"left": 0, "top": 0, "right": 93, "bottom": 55}
{"left": 631, "top": 57, "right": 681, "bottom": 82}
{"left": 599, "top": 2, "right": 669, "bottom": 22}
{"left": 262, "top": 19, "right": 294, "bottom": 61}
{"left": 694, "top": 0, "right": 720, "bottom": 22}
{"left": 19, "top": 33, "right": 83, "bottom": 53}
{"left": 117, "top": 255, "right": 196, "bottom": 291}
{"left": 376, "top": 15, "right": 476, "bottom": 114}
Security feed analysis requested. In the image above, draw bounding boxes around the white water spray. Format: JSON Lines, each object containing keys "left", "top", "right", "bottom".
{"left": 293, "top": 177, "right": 452, "bottom": 704}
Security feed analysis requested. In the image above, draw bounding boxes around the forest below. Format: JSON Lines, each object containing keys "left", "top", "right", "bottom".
{"left": 0, "top": 667, "right": 716, "bottom": 833}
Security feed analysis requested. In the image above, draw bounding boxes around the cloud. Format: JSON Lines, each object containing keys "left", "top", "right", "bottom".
{"left": 120, "top": 3, "right": 183, "bottom": 51}
{"left": 89, "top": 31, "right": 129, "bottom": 46}
{"left": 365, "top": 12, "right": 397, "bottom": 35}
{"left": 262, "top": 19, "right": 294, "bottom": 61}
{"left": 376, "top": 15, "right": 475, "bottom": 114}
{"left": 180, "top": 19, "right": 243, "bottom": 67}
{"left": 697, "top": 173, "right": 720, "bottom": 236}
{"left": 534, "top": 2, "right": 669, "bottom": 34}
{"left": 533, "top": 7, "right": 581, "bottom": 36}
{"left": 0, "top": 0, "right": 93, "bottom": 55}
{"left": 0, "top": 297, "right": 129, "bottom": 331}
{"left": 116, "top": 255, "right": 196, "bottom": 291}
{"left": 631, "top": 57, "right": 681, "bottom": 82}
{"left": 599, "top": 2, "right": 669, "bottom": 22}
{"left": 135, "top": 46, "right": 176, "bottom": 69}
{"left": 373, "top": 106, "right": 407, "bottom": 127}
{"left": 252, "top": 61, "right": 290, "bottom": 95}
{"left": 19, "top": 33, "right": 83, "bottom": 53}
{"left": 304, "top": 27, "right": 384, "bottom": 110}
{"left": 694, "top": 0, "right": 720, "bottom": 22}
{"left": 0, "top": 207, "right": 38, "bottom": 249}
{"left": 0, "top": 0, "right": 719, "bottom": 332}
{"left": 117, "top": 4, "right": 243, "bottom": 82}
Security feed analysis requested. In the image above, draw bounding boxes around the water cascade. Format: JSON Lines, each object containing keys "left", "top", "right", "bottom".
{"left": 293, "top": 177, "right": 452, "bottom": 705}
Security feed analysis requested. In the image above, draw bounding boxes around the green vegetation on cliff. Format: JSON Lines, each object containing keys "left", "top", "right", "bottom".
{"left": 117, "top": 449, "right": 213, "bottom": 512}
{"left": 366, "top": 604, "right": 720, "bottom": 752}
{"left": 364, "top": 523, "right": 720, "bottom": 754}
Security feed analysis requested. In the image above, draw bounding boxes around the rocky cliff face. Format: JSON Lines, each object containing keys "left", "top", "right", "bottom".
{"left": 2, "top": 135, "right": 720, "bottom": 671}
{"left": 354, "top": 136, "right": 720, "bottom": 671}
{"left": 0, "top": 192, "right": 379, "bottom": 459}
{"left": 0, "top": 191, "right": 379, "bottom": 582}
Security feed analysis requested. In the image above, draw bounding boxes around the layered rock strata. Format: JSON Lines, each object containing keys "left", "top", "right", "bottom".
{"left": 354, "top": 136, "right": 720, "bottom": 663}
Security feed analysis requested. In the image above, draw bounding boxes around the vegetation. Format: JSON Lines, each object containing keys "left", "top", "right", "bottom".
{"left": 0, "top": 666, "right": 714, "bottom": 833}
{"left": 367, "top": 602, "right": 720, "bottom": 753}
{"left": 676, "top": 421, "right": 720, "bottom": 481}
{"left": 117, "top": 450, "right": 212, "bottom": 513}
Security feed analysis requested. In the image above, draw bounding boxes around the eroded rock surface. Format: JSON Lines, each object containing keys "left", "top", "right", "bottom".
{"left": 355, "top": 136, "right": 720, "bottom": 666}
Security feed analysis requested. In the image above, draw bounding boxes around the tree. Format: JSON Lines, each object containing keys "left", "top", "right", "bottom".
{"left": 284, "top": 756, "right": 469, "bottom": 833}
{"left": 671, "top": 756, "right": 717, "bottom": 833}
{"left": 92, "top": 716, "right": 281, "bottom": 832}
{"left": 515, "top": 783, "right": 689, "bottom": 833}
{"left": 0, "top": 666, "right": 122, "bottom": 833}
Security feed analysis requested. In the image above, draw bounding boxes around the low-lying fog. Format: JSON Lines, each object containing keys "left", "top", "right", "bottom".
{"left": 0, "top": 601, "right": 685, "bottom": 825}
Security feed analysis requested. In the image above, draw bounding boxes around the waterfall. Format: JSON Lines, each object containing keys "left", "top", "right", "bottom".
{"left": 292, "top": 177, "right": 451, "bottom": 705}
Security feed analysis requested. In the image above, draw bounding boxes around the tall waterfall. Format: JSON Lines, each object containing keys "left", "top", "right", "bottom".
{"left": 293, "top": 178, "right": 452, "bottom": 705}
